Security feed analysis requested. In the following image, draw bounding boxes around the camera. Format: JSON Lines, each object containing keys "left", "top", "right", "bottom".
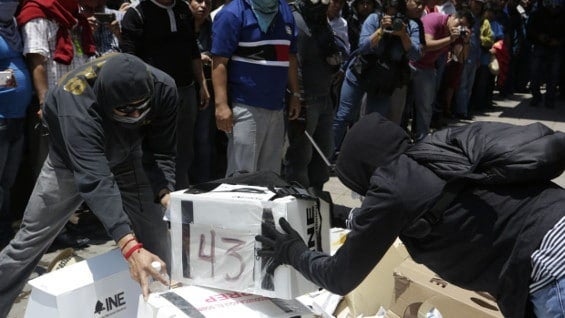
{"left": 458, "top": 26, "right": 468, "bottom": 37}
{"left": 384, "top": 13, "right": 406, "bottom": 32}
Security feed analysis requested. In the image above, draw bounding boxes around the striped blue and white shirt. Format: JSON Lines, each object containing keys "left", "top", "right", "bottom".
{"left": 530, "top": 216, "right": 565, "bottom": 293}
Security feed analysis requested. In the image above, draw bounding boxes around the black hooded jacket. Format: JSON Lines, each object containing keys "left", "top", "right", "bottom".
{"left": 294, "top": 113, "right": 565, "bottom": 317}
{"left": 43, "top": 53, "right": 178, "bottom": 242}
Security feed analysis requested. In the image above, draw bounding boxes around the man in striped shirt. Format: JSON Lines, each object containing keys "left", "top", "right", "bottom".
{"left": 211, "top": 0, "right": 301, "bottom": 176}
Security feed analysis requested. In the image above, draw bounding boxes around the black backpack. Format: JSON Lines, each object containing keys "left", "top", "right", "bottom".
{"left": 402, "top": 122, "right": 565, "bottom": 238}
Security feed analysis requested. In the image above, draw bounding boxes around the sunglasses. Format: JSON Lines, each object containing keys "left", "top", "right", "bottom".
{"left": 114, "top": 98, "right": 151, "bottom": 114}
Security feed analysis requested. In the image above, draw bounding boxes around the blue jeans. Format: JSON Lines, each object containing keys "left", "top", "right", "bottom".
{"left": 0, "top": 118, "right": 25, "bottom": 239}
{"left": 285, "top": 95, "right": 334, "bottom": 189}
{"left": 333, "top": 72, "right": 391, "bottom": 153}
{"left": 530, "top": 277, "right": 565, "bottom": 318}
{"left": 530, "top": 45, "right": 562, "bottom": 103}
{"left": 409, "top": 67, "right": 436, "bottom": 140}
{"left": 455, "top": 62, "right": 478, "bottom": 116}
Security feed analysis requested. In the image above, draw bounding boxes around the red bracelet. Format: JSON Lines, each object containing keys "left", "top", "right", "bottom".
{"left": 124, "top": 243, "right": 143, "bottom": 260}
{"left": 120, "top": 237, "right": 138, "bottom": 253}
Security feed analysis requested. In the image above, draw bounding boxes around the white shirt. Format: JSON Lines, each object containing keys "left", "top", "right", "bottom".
{"left": 21, "top": 18, "right": 89, "bottom": 90}
{"left": 329, "top": 16, "right": 350, "bottom": 56}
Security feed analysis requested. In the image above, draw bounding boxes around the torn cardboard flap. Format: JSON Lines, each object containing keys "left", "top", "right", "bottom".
{"left": 341, "top": 239, "right": 410, "bottom": 317}
{"left": 390, "top": 259, "right": 503, "bottom": 318}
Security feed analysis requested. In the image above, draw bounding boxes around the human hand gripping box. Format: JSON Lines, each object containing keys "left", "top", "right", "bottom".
{"left": 168, "top": 184, "right": 331, "bottom": 299}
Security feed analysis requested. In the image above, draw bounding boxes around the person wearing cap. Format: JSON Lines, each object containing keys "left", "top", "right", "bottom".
{"left": 257, "top": 112, "right": 565, "bottom": 317}
{"left": 0, "top": 53, "right": 177, "bottom": 316}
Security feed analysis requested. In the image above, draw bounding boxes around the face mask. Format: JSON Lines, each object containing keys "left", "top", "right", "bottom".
{"left": 0, "top": 2, "right": 18, "bottom": 24}
{"left": 111, "top": 107, "right": 151, "bottom": 128}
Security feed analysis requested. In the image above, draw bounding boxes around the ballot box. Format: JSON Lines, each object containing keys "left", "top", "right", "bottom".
{"left": 137, "top": 285, "right": 314, "bottom": 318}
{"left": 25, "top": 249, "right": 141, "bottom": 318}
{"left": 168, "top": 184, "right": 330, "bottom": 299}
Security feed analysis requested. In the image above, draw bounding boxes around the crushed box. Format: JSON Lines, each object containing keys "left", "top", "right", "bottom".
{"left": 389, "top": 259, "right": 503, "bottom": 318}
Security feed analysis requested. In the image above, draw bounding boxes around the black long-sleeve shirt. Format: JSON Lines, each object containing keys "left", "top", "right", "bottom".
{"left": 43, "top": 54, "right": 177, "bottom": 241}
{"left": 120, "top": 0, "right": 201, "bottom": 87}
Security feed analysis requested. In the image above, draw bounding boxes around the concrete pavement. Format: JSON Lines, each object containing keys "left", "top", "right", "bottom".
{"left": 7, "top": 92, "right": 565, "bottom": 317}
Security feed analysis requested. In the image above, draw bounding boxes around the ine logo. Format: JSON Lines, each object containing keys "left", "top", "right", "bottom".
{"left": 94, "top": 292, "right": 126, "bottom": 316}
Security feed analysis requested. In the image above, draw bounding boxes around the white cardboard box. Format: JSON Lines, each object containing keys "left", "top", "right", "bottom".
{"left": 25, "top": 249, "right": 141, "bottom": 318}
{"left": 169, "top": 184, "right": 330, "bottom": 299}
{"left": 137, "top": 285, "right": 314, "bottom": 318}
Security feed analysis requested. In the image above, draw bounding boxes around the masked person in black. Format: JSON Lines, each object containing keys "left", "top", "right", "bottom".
{"left": 0, "top": 53, "right": 177, "bottom": 316}
{"left": 257, "top": 113, "right": 565, "bottom": 317}
{"left": 283, "top": 0, "right": 342, "bottom": 193}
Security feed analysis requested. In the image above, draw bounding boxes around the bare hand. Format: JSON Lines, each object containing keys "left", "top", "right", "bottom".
{"left": 110, "top": 20, "right": 121, "bottom": 38}
{"left": 126, "top": 248, "right": 168, "bottom": 301}
{"left": 380, "top": 15, "right": 392, "bottom": 31}
{"left": 216, "top": 103, "right": 233, "bottom": 133}
{"left": 288, "top": 96, "right": 301, "bottom": 120}
{"left": 160, "top": 193, "right": 170, "bottom": 209}
{"left": 201, "top": 53, "right": 212, "bottom": 66}
{"left": 119, "top": 2, "right": 131, "bottom": 11}
{"left": 199, "top": 85, "right": 210, "bottom": 110}
{"left": 449, "top": 26, "right": 460, "bottom": 42}
{"left": 87, "top": 16, "right": 98, "bottom": 33}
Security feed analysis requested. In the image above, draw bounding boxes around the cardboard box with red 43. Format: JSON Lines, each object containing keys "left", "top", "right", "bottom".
{"left": 168, "top": 184, "right": 331, "bottom": 299}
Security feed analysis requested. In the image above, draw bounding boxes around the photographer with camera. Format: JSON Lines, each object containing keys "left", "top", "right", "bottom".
{"left": 332, "top": 0, "right": 422, "bottom": 156}
{"left": 405, "top": 9, "right": 473, "bottom": 142}
{"left": 87, "top": 2, "right": 128, "bottom": 57}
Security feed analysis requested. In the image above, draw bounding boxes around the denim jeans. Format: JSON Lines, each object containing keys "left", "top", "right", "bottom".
{"left": 285, "top": 95, "right": 334, "bottom": 189}
{"left": 333, "top": 72, "right": 391, "bottom": 153}
{"left": 530, "top": 45, "right": 563, "bottom": 104}
{"left": 530, "top": 277, "right": 565, "bottom": 318}
{"left": 0, "top": 118, "right": 25, "bottom": 239}
{"left": 455, "top": 62, "right": 478, "bottom": 116}
{"left": 409, "top": 67, "right": 436, "bottom": 140}
{"left": 190, "top": 93, "right": 216, "bottom": 184}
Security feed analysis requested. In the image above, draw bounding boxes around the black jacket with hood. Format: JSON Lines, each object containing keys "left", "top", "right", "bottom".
{"left": 43, "top": 53, "right": 177, "bottom": 242}
{"left": 293, "top": 113, "right": 565, "bottom": 317}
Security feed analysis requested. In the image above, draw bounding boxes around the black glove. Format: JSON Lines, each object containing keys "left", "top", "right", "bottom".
{"left": 255, "top": 218, "right": 309, "bottom": 275}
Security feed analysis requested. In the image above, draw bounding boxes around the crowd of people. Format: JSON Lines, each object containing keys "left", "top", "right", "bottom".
{"left": 0, "top": 0, "right": 564, "bottom": 316}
